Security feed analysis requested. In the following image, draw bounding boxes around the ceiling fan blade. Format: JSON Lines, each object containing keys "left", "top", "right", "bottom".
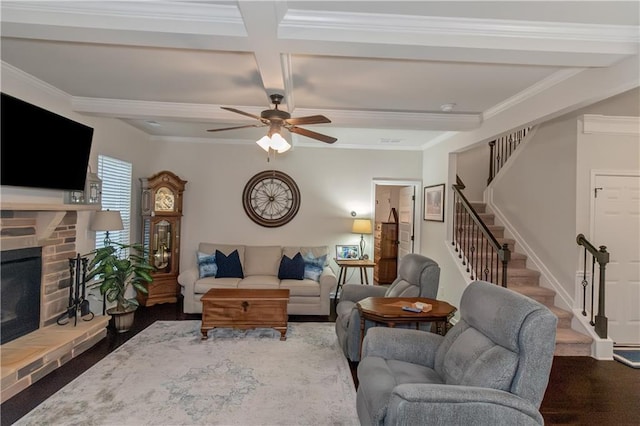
{"left": 207, "top": 123, "right": 266, "bottom": 132}
{"left": 221, "top": 107, "right": 267, "bottom": 123}
{"left": 285, "top": 115, "right": 331, "bottom": 126}
{"left": 288, "top": 126, "right": 337, "bottom": 144}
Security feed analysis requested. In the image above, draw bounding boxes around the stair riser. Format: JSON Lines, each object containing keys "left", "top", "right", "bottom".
{"left": 557, "top": 317, "right": 572, "bottom": 329}
{"left": 555, "top": 343, "right": 592, "bottom": 356}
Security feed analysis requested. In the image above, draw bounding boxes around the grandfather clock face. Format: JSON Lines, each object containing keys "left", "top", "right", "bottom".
{"left": 154, "top": 186, "right": 175, "bottom": 212}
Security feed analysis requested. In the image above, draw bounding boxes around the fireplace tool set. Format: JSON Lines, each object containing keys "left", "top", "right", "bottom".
{"left": 57, "top": 254, "right": 94, "bottom": 326}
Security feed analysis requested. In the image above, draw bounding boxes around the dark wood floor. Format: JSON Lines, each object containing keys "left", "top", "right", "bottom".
{"left": 2, "top": 301, "right": 638, "bottom": 426}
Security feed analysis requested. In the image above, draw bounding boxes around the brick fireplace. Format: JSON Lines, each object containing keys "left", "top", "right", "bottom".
{"left": 0, "top": 205, "right": 109, "bottom": 403}
{"left": 1, "top": 209, "right": 79, "bottom": 329}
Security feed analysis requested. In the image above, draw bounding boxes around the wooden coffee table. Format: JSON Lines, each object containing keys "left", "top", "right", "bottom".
{"left": 356, "top": 296, "right": 457, "bottom": 357}
{"left": 200, "top": 289, "right": 290, "bottom": 340}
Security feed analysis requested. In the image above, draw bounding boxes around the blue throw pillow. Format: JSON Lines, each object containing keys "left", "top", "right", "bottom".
{"left": 196, "top": 251, "right": 217, "bottom": 278}
{"left": 215, "top": 249, "right": 244, "bottom": 278}
{"left": 278, "top": 252, "right": 305, "bottom": 280}
{"left": 303, "top": 252, "right": 327, "bottom": 282}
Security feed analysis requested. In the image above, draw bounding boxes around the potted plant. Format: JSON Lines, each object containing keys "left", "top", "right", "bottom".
{"left": 86, "top": 242, "right": 154, "bottom": 333}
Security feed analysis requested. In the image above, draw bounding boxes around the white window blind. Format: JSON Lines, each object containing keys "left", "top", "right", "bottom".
{"left": 96, "top": 155, "right": 132, "bottom": 250}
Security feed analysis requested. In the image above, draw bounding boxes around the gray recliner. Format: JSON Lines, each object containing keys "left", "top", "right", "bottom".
{"left": 356, "top": 280, "right": 558, "bottom": 426}
{"left": 335, "top": 253, "right": 440, "bottom": 362}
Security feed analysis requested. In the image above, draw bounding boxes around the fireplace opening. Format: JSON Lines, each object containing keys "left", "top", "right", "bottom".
{"left": 1, "top": 247, "right": 42, "bottom": 344}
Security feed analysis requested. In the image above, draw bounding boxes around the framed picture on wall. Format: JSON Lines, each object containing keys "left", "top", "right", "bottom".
{"left": 336, "top": 244, "right": 360, "bottom": 260}
{"left": 424, "top": 184, "right": 445, "bottom": 222}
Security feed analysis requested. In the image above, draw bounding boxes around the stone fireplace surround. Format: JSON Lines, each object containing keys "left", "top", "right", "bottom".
{"left": 0, "top": 204, "right": 109, "bottom": 403}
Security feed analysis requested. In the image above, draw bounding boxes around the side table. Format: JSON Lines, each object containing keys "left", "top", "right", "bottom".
{"left": 333, "top": 258, "right": 376, "bottom": 308}
{"left": 356, "top": 296, "right": 457, "bottom": 358}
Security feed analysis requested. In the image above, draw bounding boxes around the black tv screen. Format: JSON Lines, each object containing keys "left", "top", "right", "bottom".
{"left": 1, "top": 93, "right": 94, "bottom": 191}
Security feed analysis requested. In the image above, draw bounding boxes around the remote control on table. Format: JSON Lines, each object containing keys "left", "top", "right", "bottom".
{"left": 402, "top": 306, "right": 422, "bottom": 313}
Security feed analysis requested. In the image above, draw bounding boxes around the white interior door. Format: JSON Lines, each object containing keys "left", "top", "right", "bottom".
{"left": 593, "top": 173, "right": 640, "bottom": 345}
{"left": 398, "top": 186, "right": 415, "bottom": 258}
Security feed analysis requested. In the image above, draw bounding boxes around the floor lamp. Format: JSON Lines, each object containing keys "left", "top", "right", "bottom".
{"left": 90, "top": 209, "right": 124, "bottom": 314}
{"left": 352, "top": 219, "right": 372, "bottom": 260}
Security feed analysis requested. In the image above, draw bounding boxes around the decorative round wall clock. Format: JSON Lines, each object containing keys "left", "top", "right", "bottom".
{"left": 242, "top": 170, "right": 301, "bottom": 227}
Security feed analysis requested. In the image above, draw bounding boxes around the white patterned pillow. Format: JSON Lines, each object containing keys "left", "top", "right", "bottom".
{"left": 196, "top": 251, "right": 217, "bottom": 278}
{"left": 302, "top": 252, "right": 327, "bottom": 282}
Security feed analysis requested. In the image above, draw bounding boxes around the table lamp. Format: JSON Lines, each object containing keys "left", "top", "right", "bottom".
{"left": 91, "top": 209, "right": 124, "bottom": 247}
{"left": 352, "top": 219, "right": 372, "bottom": 259}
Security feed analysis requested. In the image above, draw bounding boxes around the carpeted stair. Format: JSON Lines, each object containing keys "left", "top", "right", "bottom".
{"left": 466, "top": 202, "right": 593, "bottom": 356}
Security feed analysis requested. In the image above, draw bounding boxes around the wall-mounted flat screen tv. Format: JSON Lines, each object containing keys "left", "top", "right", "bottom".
{"left": 1, "top": 92, "right": 94, "bottom": 191}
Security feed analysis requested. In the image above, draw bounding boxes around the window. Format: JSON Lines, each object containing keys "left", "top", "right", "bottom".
{"left": 96, "top": 155, "right": 132, "bottom": 250}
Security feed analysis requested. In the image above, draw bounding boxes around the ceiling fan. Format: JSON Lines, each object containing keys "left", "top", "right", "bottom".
{"left": 207, "top": 94, "right": 337, "bottom": 144}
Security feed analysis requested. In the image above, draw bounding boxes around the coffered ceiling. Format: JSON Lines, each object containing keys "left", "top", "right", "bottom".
{"left": 1, "top": 1, "right": 638, "bottom": 149}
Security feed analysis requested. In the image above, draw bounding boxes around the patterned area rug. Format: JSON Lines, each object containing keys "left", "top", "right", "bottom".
{"left": 16, "top": 321, "right": 359, "bottom": 425}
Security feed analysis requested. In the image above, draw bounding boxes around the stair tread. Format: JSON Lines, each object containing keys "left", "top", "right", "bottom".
{"left": 504, "top": 268, "right": 540, "bottom": 278}
{"left": 508, "top": 283, "right": 555, "bottom": 296}
{"left": 548, "top": 305, "right": 573, "bottom": 319}
{"left": 555, "top": 328, "right": 593, "bottom": 344}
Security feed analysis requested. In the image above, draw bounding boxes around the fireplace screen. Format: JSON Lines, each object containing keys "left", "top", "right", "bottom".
{"left": 1, "top": 247, "right": 42, "bottom": 344}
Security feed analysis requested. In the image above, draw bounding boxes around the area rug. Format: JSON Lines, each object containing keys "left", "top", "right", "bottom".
{"left": 613, "top": 346, "right": 640, "bottom": 369}
{"left": 15, "top": 321, "right": 359, "bottom": 425}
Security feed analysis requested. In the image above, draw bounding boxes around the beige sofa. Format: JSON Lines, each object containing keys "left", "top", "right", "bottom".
{"left": 178, "top": 243, "right": 337, "bottom": 316}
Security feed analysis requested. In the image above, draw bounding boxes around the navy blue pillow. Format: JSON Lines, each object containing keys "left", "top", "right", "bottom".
{"left": 215, "top": 249, "right": 244, "bottom": 278}
{"left": 278, "top": 252, "right": 305, "bottom": 280}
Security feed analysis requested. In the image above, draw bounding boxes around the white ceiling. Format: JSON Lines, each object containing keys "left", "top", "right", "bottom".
{"left": 1, "top": 1, "right": 638, "bottom": 150}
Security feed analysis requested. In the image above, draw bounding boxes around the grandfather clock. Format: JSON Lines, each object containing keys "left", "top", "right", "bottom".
{"left": 139, "top": 170, "right": 187, "bottom": 306}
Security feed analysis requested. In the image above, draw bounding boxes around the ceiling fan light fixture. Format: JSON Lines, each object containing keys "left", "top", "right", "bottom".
{"left": 270, "top": 132, "right": 291, "bottom": 153}
{"left": 256, "top": 135, "right": 272, "bottom": 152}
{"left": 255, "top": 133, "right": 291, "bottom": 154}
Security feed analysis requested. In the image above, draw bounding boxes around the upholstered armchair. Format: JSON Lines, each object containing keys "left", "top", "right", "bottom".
{"left": 356, "top": 280, "right": 558, "bottom": 426}
{"left": 335, "top": 253, "right": 440, "bottom": 362}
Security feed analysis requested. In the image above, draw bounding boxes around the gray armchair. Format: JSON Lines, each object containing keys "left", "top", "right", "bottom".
{"left": 335, "top": 253, "right": 440, "bottom": 362}
{"left": 356, "top": 280, "right": 558, "bottom": 426}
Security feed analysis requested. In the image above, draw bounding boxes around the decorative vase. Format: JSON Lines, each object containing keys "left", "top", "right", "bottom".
{"left": 106, "top": 306, "right": 137, "bottom": 333}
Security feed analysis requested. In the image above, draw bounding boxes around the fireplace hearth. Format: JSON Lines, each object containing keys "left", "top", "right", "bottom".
{"left": 0, "top": 247, "right": 42, "bottom": 344}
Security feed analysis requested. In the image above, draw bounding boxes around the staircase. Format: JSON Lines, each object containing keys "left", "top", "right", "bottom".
{"left": 469, "top": 201, "right": 593, "bottom": 356}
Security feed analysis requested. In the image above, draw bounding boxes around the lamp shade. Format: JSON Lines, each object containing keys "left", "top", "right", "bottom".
{"left": 352, "top": 219, "right": 372, "bottom": 234}
{"left": 90, "top": 210, "right": 124, "bottom": 232}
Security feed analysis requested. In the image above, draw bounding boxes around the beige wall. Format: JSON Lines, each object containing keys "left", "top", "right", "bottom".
{"left": 491, "top": 117, "right": 578, "bottom": 296}
{"left": 486, "top": 87, "right": 639, "bottom": 306}
{"left": 140, "top": 140, "right": 422, "bottom": 278}
{"left": 456, "top": 143, "right": 489, "bottom": 202}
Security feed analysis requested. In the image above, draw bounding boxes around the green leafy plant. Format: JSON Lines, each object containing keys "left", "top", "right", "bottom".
{"left": 86, "top": 242, "right": 154, "bottom": 312}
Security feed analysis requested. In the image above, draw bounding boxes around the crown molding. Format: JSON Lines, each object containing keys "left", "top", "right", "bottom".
{"left": 484, "top": 68, "right": 585, "bottom": 119}
{"left": 581, "top": 114, "right": 640, "bottom": 135}
{"left": 0, "top": 61, "right": 70, "bottom": 101}
{"left": 1, "top": 1, "right": 246, "bottom": 36}
{"left": 71, "top": 97, "right": 240, "bottom": 121}
{"left": 280, "top": 8, "right": 640, "bottom": 47}
{"left": 72, "top": 97, "right": 482, "bottom": 131}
